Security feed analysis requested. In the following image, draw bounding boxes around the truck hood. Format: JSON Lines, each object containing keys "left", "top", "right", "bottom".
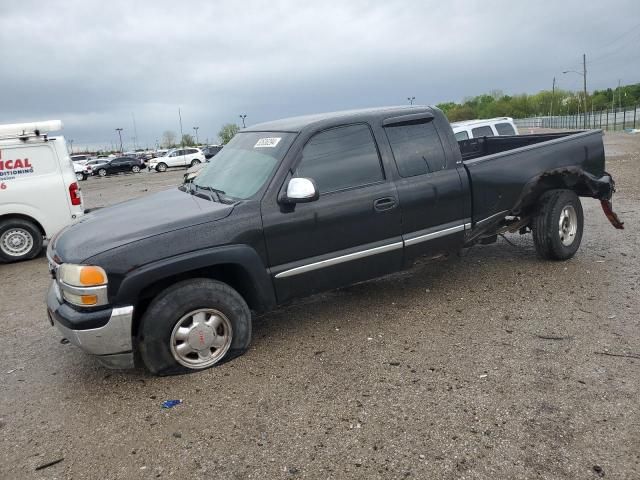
{"left": 53, "top": 188, "right": 234, "bottom": 263}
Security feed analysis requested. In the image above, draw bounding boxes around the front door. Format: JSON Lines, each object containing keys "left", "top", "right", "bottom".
{"left": 262, "top": 123, "right": 403, "bottom": 302}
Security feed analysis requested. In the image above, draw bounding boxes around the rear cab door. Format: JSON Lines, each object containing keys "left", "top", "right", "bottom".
{"left": 381, "top": 111, "right": 470, "bottom": 263}
{"left": 262, "top": 123, "right": 403, "bottom": 302}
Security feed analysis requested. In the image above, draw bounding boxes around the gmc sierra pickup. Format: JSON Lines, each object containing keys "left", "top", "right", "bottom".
{"left": 46, "top": 106, "right": 623, "bottom": 375}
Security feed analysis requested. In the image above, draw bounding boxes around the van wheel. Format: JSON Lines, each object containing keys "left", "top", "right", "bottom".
{"left": 98, "top": 168, "right": 107, "bottom": 177}
{"left": 532, "top": 189, "right": 583, "bottom": 260}
{"left": 137, "top": 279, "right": 251, "bottom": 376}
{"left": 190, "top": 159, "right": 201, "bottom": 167}
{"left": 156, "top": 162, "right": 167, "bottom": 172}
{"left": 0, "top": 219, "right": 43, "bottom": 263}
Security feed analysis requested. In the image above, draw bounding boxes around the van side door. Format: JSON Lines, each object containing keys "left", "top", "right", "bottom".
{"left": 261, "top": 123, "right": 403, "bottom": 302}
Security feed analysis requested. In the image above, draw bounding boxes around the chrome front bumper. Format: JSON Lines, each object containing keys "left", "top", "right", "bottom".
{"left": 50, "top": 304, "right": 135, "bottom": 369}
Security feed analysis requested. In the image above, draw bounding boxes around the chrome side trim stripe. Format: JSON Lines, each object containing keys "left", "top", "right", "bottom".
{"left": 404, "top": 223, "right": 466, "bottom": 246}
{"left": 274, "top": 241, "right": 403, "bottom": 279}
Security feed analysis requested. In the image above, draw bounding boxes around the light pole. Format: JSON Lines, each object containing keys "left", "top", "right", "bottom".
{"left": 68, "top": 139, "right": 74, "bottom": 154}
{"left": 115, "top": 128, "right": 124, "bottom": 153}
{"left": 563, "top": 53, "right": 587, "bottom": 128}
{"left": 193, "top": 126, "right": 199, "bottom": 145}
{"left": 239, "top": 114, "right": 247, "bottom": 128}
{"left": 407, "top": 96, "right": 415, "bottom": 105}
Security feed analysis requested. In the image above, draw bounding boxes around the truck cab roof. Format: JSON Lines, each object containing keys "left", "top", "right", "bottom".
{"left": 245, "top": 105, "right": 434, "bottom": 133}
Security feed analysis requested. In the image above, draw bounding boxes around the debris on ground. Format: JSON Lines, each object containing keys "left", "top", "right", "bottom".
{"left": 161, "top": 400, "right": 182, "bottom": 409}
{"left": 35, "top": 457, "right": 64, "bottom": 471}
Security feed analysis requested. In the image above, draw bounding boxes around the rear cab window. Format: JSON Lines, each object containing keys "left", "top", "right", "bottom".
{"left": 471, "top": 125, "right": 495, "bottom": 138}
{"left": 495, "top": 122, "right": 516, "bottom": 135}
{"left": 384, "top": 121, "right": 448, "bottom": 177}
{"left": 295, "top": 124, "right": 384, "bottom": 194}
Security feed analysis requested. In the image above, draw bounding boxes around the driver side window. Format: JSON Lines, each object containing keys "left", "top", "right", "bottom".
{"left": 296, "top": 124, "right": 384, "bottom": 194}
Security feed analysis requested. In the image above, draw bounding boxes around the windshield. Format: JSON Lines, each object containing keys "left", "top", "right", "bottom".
{"left": 193, "top": 131, "right": 296, "bottom": 200}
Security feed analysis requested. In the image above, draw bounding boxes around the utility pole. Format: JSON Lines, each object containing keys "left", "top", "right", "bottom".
{"left": 239, "top": 114, "right": 247, "bottom": 128}
{"left": 193, "top": 126, "right": 199, "bottom": 145}
{"left": 407, "top": 96, "right": 415, "bottom": 105}
{"left": 131, "top": 112, "right": 138, "bottom": 151}
{"left": 617, "top": 79, "right": 622, "bottom": 110}
{"left": 582, "top": 53, "right": 587, "bottom": 129}
{"left": 550, "top": 76, "right": 556, "bottom": 118}
{"left": 115, "top": 128, "right": 123, "bottom": 153}
{"left": 68, "top": 139, "right": 74, "bottom": 153}
{"left": 178, "top": 108, "right": 184, "bottom": 148}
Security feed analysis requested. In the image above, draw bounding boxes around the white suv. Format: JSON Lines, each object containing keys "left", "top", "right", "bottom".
{"left": 149, "top": 147, "right": 205, "bottom": 172}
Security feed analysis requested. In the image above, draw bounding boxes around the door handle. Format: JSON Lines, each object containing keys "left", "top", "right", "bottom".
{"left": 374, "top": 196, "right": 397, "bottom": 212}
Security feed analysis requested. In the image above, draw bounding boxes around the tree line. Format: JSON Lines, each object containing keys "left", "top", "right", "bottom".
{"left": 437, "top": 82, "right": 640, "bottom": 122}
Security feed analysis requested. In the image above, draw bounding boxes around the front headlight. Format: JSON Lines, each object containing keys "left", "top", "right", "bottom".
{"left": 58, "top": 264, "right": 109, "bottom": 307}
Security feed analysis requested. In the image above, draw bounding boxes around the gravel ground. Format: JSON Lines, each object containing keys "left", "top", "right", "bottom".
{"left": 1, "top": 133, "right": 639, "bottom": 479}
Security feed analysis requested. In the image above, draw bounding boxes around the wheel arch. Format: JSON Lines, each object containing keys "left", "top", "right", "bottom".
{"left": 114, "top": 245, "right": 276, "bottom": 336}
{"left": 0, "top": 213, "right": 46, "bottom": 236}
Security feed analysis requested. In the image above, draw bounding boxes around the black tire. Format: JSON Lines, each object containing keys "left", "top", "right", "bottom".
{"left": 156, "top": 162, "right": 167, "bottom": 172}
{"left": 98, "top": 168, "right": 107, "bottom": 177}
{"left": 132, "top": 165, "right": 141, "bottom": 173}
{"left": 0, "top": 218, "right": 43, "bottom": 263}
{"left": 532, "top": 189, "right": 583, "bottom": 260}
{"left": 190, "top": 159, "right": 201, "bottom": 167}
{"left": 75, "top": 172, "right": 85, "bottom": 181}
{"left": 137, "top": 279, "right": 251, "bottom": 376}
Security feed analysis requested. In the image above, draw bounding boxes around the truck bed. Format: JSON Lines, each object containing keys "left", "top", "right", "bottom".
{"left": 459, "top": 130, "right": 610, "bottom": 228}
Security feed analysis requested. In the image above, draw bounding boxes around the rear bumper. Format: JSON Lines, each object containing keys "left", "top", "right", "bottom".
{"left": 47, "top": 282, "right": 135, "bottom": 369}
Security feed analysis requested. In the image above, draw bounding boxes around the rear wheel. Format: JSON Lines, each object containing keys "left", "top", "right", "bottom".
{"left": 98, "top": 168, "right": 107, "bottom": 177}
{"left": 0, "top": 218, "right": 43, "bottom": 263}
{"left": 190, "top": 159, "right": 201, "bottom": 167}
{"left": 532, "top": 189, "right": 583, "bottom": 260}
{"left": 75, "top": 172, "right": 85, "bottom": 181}
{"left": 156, "top": 162, "right": 167, "bottom": 172}
{"left": 137, "top": 279, "right": 251, "bottom": 375}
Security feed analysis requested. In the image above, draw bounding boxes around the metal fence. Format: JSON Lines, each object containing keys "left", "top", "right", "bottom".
{"left": 514, "top": 105, "right": 640, "bottom": 131}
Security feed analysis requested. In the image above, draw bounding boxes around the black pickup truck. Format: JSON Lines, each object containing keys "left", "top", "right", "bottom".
{"left": 46, "top": 106, "right": 623, "bottom": 375}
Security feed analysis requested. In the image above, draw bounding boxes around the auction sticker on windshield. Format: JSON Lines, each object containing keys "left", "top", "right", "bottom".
{"left": 254, "top": 137, "right": 281, "bottom": 148}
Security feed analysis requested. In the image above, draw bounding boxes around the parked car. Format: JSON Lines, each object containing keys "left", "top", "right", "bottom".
{"left": 46, "top": 106, "right": 623, "bottom": 373}
{"left": 148, "top": 147, "right": 205, "bottom": 172}
{"left": 0, "top": 120, "right": 84, "bottom": 262}
{"left": 93, "top": 156, "right": 145, "bottom": 177}
{"left": 451, "top": 117, "right": 519, "bottom": 141}
{"left": 70, "top": 154, "right": 91, "bottom": 165}
{"left": 73, "top": 162, "right": 89, "bottom": 181}
{"left": 202, "top": 145, "right": 223, "bottom": 159}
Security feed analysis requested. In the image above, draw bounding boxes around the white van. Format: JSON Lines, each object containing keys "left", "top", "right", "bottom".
{"left": 0, "top": 120, "right": 84, "bottom": 262}
{"left": 451, "top": 117, "right": 519, "bottom": 141}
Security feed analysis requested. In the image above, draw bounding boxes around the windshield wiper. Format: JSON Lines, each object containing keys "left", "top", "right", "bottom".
{"left": 195, "top": 184, "right": 227, "bottom": 203}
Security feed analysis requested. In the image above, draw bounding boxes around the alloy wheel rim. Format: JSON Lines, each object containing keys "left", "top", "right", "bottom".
{"left": 0, "top": 228, "right": 34, "bottom": 257}
{"left": 558, "top": 205, "right": 578, "bottom": 246}
{"left": 169, "top": 308, "right": 233, "bottom": 369}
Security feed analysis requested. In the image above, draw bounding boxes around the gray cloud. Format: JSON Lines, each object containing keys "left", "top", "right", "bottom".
{"left": 1, "top": 0, "right": 638, "bottom": 150}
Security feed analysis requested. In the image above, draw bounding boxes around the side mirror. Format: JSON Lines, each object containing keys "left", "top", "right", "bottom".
{"left": 283, "top": 177, "right": 319, "bottom": 203}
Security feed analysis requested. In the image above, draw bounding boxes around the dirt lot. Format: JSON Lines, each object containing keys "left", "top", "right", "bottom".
{"left": 1, "top": 134, "right": 639, "bottom": 479}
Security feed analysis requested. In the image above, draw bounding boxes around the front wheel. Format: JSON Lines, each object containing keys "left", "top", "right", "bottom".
{"left": 532, "top": 189, "right": 583, "bottom": 260}
{"left": 0, "top": 218, "right": 43, "bottom": 263}
{"left": 156, "top": 162, "right": 168, "bottom": 172}
{"left": 137, "top": 279, "right": 251, "bottom": 375}
{"left": 132, "top": 165, "right": 141, "bottom": 173}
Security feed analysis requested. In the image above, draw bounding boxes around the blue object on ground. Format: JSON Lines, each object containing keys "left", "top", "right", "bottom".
{"left": 162, "top": 399, "right": 182, "bottom": 409}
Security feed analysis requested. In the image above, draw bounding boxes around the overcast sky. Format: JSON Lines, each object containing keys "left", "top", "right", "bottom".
{"left": 1, "top": 0, "right": 638, "bottom": 150}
